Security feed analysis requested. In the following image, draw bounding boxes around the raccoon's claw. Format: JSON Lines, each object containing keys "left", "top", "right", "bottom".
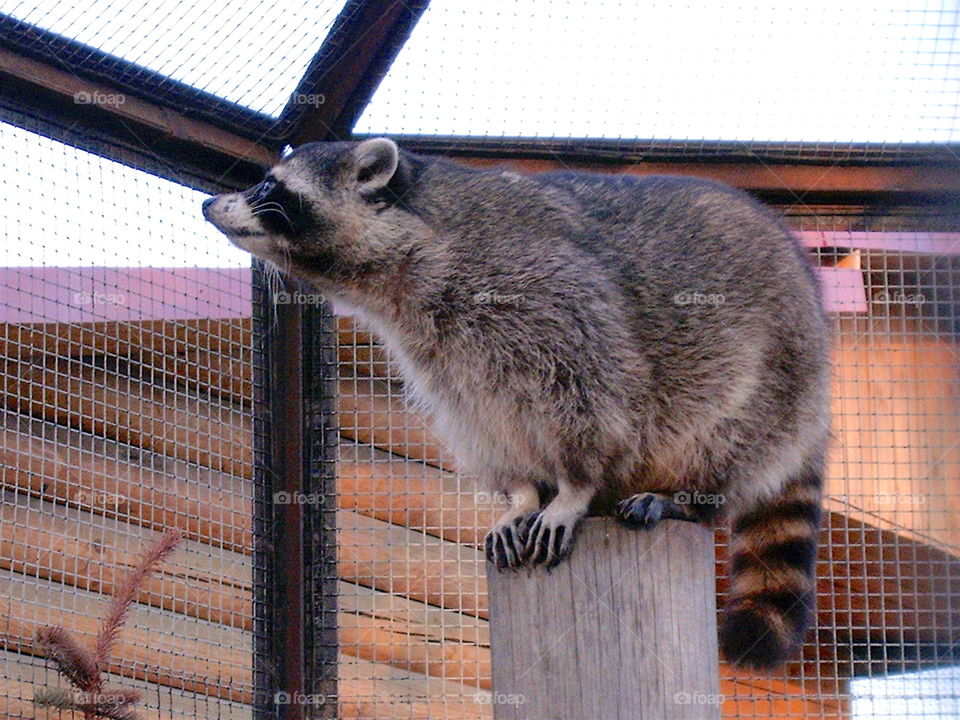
{"left": 616, "top": 492, "right": 696, "bottom": 529}
{"left": 521, "top": 510, "right": 579, "bottom": 569}
{"left": 484, "top": 515, "right": 527, "bottom": 571}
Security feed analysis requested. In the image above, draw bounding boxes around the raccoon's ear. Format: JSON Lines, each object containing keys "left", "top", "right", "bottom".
{"left": 353, "top": 138, "right": 399, "bottom": 191}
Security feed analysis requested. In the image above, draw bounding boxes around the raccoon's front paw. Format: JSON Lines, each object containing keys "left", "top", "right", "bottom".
{"left": 484, "top": 514, "right": 528, "bottom": 571}
{"left": 616, "top": 492, "right": 696, "bottom": 529}
{"left": 520, "top": 505, "right": 583, "bottom": 569}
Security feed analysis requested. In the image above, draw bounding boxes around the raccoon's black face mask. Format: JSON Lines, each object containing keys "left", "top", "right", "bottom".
{"left": 201, "top": 137, "right": 404, "bottom": 276}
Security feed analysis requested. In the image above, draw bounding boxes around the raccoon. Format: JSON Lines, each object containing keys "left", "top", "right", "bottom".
{"left": 202, "top": 137, "right": 830, "bottom": 670}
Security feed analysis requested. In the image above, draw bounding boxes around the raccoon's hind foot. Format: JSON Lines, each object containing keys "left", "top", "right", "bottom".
{"left": 616, "top": 492, "right": 698, "bottom": 530}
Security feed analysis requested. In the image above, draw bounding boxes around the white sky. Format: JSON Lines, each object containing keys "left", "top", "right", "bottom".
{"left": 0, "top": 122, "right": 250, "bottom": 267}
{"left": 355, "top": 0, "right": 960, "bottom": 142}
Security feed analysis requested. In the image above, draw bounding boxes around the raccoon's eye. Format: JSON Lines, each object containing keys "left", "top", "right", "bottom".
{"left": 249, "top": 179, "right": 277, "bottom": 204}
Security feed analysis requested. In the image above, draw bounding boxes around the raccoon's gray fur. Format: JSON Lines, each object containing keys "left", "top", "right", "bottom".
{"left": 202, "top": 137, "right": 831, "bottom": 670}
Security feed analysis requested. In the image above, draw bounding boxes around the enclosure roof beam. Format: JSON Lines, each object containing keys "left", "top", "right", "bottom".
{"left": 384, "top": 135, "right": 960, "bottom": 204}
{"left": 284, "top": 0, "right": 430, "bottom": 145}
{"left": 0, "top": 46, "right": 275, "bottom": 192}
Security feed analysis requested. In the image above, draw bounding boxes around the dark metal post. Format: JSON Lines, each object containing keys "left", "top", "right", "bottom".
{"left": 253, "top": 263, "right": 338, "bottom": 720}
{"left": 302, "top": 290, "right": 340, "bottom": 717}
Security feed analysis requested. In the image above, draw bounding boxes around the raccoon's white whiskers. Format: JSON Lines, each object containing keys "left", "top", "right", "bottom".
{"left": 250, "top": 201, "right": 293, "bottom": 226}
{"left": 251, "top": 200, "right": 282, "bottom": 214}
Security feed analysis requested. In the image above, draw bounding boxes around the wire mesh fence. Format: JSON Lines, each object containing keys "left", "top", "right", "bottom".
{"left": 0, "top": 115, "right": 260, "bottom": 719}
{"left": 0, "top": 1, "right": 958, "bottom": 720}
{"left": 331, "top": 230, "right": 960, "bottom": 718}
{"left": 355, "top": 0, "right": 959, "bottom": 154}
{"left": 0, "top": 0, "right": 344, "bottom": 138}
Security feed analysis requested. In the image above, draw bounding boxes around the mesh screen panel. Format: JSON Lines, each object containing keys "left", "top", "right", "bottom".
{"left": 342, "top": 3, "right": 960, "bottom": 716}
{"left": 356, "top": 0, "right": 958, "bottom": 148}
{"left": 333, "top": 227, "right": 960, "bottom": 718}
{"left": 0, "top": 1, "right": 353, "bottom": 140}
{"left": 0, "top": 116, "right": 260, "bottom": 718}
{"left": 0, "top": 0, "right": 344, "bottom": 116}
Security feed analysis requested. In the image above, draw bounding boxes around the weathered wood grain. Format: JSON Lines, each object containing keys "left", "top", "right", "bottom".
{"left": 340, "top": 580, "right": 489, "bottom": 648}
{"left": 339, "top": 656, "right": 492, "bottom": 720}
{"left": 487, "top": 517, "right": 720, "bottom": 720}
{"left": 338, "top": 441, "right": 495, "bottom": 548}
{"left": 0, "top": 319, "right": 251, "bottom": 364}
{"left": 338, "top": 610, "right": 491, "bottom": 690}
{"left": 0, "top": 316, "right": 389, "bottom": 404}
{"left": 0, "top": 648, "right": 254, "bottom": 720}
{"left": 827, "top": 336, "right": 960, "bottom": 551}
{"left": 1, "top": 647, "right": 490, "bottom": 720}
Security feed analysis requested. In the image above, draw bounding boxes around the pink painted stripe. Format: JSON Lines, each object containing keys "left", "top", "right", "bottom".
{"left": 0, "top": 264, "right": 865, "bottom": 322}
{"left": 816, "top": 266, "right": 867, "bottom": 313}
{"left": 0, "top": 267, "right": 251, "bottom": 324}
{"left": 798, "top": 231, "right": 960, "bottom": 255}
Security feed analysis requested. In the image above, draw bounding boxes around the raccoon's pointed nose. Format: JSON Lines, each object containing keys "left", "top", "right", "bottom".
{"left": 201, "top": 197, "right": 215, "bottom": 219}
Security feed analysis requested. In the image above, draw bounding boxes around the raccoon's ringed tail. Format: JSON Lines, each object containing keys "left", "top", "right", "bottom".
{"left": 719, "top": 467, "right": 822, "bottom": 670}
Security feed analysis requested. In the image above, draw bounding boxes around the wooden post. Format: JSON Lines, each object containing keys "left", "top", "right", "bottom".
{"left": 486, "top": 517, "right": 720, "bottom": 720}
